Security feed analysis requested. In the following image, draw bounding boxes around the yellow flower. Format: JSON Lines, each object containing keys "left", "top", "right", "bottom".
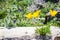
{"left": 32, "top": 10, "right": 41, "bottom": 18}
{"left": 25, "top": 13, "right": 32, "bottom": 19}
{"left": 50, "top": 10, "right": 57, "bottom": 17}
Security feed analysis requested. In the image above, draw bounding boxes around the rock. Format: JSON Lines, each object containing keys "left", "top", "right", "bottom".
{"left": 35, "top": 35, "right": 52, "bottom": 40}
{"left": 27, "top": 4, "right": 38, "bottom": 12}
{"left": 1, "top": 27, "right": 36, "bottom": 38}
{"left": 54, "top": 36, "right": 60, "bottom": 40}
{"left": 50, "top": 26, "right": 60, "bottom": 40}
{"left": 20, "top": 35, "right": 31, "bottom": 40}
{"left": 27, "top": 0, "right": 45, "bottom": 12}
{"left": 0, "top": 26, "right": 60, "bottom": 40}
{"left": 34, "top": 0, "right": 45, "bottom": 5}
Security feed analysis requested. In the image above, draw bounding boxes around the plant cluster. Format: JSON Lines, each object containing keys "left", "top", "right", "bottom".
{"left": 0, "top": 0, "right": 60, "bottom": 27}
{"left": 35, "top": 25, "right": 50, "bottom": 35}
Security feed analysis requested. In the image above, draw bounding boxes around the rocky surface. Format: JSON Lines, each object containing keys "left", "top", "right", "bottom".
{"left": 0, "top": 26, "right": 60, "bottom": 40}
{"left": 50, "top": 26, "right": 60, "bottom": 40}
{"left": 27, "top": 0, "right": 45, "bottom": 12}
{"left": 0, "top": 35, "right": 52, "bottom": 40}
{"left": 27, "top": 0, "right": 60, "bottom": 12}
